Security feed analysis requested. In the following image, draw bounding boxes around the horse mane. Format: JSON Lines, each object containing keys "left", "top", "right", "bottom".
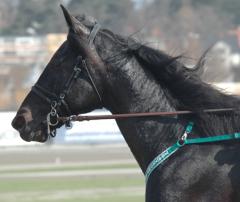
{"left": 98, "top": 28, "right": 240, "bottom": 136}
{"left": 130, "top": 44, "right": 240, "bottom": 136}
{"left": 131, "top": 45, "right": 238, "bottom": 110}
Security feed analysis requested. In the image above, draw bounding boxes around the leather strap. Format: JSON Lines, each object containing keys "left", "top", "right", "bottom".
{"left": 88, "top": 23, "right": 101, "bottom": 49}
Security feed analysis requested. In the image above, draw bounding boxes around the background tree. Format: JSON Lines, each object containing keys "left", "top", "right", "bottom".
{"left": 1, "top": 0, "right": 67, "bottom": 35}
{"left": 192, "top": 0, "right": 240, "bottom": 25}
{"left": 0, "top": 0, "right": 134, "bottom": 35}
{"left": 68, "top": 0, "right": 134, "bottom": 34}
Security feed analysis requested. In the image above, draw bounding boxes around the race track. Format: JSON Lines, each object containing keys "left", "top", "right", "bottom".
{"left": 0, "top": 144, "right": 135, "bottom": 165}
{"left": 0, "top": 144, "right": 145, "bottom": 202}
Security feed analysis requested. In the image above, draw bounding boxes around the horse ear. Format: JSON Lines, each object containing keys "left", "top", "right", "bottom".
{"left": 60, "top": 4, "right": 90, "bottom": 36}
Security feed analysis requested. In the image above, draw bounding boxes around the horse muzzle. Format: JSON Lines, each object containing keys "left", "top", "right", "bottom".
{"left": 11, "top": 108, "right": 48, "bottom": 142}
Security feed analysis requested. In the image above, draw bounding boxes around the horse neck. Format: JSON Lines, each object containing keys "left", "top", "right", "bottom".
{"left": 104, "top": 57, "right": 182, "bottom": 172}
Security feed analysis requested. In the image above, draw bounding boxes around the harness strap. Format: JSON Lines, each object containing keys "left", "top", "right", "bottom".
{"left": 185, "top": 133, "right": 240, "bottom": 144}
{"left": 145, "top": 142, "right": 181, "bottom": 184}
{"left": 88, "top": 23, "right": 101, "bottom": 49}
{"left": 32, "top": 85, "right": 57, "bottom": 104}
{"left": 145, "top": 122, "right": 240, "bottom": 184}
{"left": 82, "top": 59, "right": 102, "bottom": 102}
{"left": 62, "top": 56, "right": 82, "bottom": 95}
{"left": 32, "top": 84, "right": 72, "bottom": 116}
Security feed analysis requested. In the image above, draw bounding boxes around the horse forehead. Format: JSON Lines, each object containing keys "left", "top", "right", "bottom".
{"left": 49, "top": 41, "right": 73, "bottom": 66}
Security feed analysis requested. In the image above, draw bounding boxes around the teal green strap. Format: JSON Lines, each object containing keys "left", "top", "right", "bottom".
{"left": 185, "top": 122, "right": 194, "bottom": 134}
{"left": 145, "top": 142, "right": 182, "bottom": 184}
{"left": 145, "top": 122, "right": 193, "bottom": 184}
{"left": 185, "top": 132, "right": 240, "bottom": 145}
{"left": 145, "top": 122, "right": 240, "bottom": 185}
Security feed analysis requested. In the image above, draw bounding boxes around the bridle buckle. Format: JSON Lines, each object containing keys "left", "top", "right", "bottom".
{"left": 47, "top": 101, "right": 60, "bottom": 137}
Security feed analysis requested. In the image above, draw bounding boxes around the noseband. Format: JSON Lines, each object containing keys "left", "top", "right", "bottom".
{"left": 31, "top": 23, "right": 102, "bottom": 138}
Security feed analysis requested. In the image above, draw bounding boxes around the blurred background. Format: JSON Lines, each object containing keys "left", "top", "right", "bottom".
{"left": 1, "top": 0, "right": 240, "bottom": 201}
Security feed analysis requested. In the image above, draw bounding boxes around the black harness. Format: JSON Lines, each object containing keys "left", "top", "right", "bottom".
{"left": 31, "top": 23, "right": 102, "bottom": 137}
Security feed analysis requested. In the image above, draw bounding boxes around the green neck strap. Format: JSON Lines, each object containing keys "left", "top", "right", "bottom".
{"left": 145, "top": 122, "right": 240, "bottom": 184}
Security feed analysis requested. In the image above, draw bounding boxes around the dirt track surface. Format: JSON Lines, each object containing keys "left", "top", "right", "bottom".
{"left": 0, "top": 144, "right": 135, "bottom": 166}
{"left": 0, "top": 144, "right": 144, "bottom": 202}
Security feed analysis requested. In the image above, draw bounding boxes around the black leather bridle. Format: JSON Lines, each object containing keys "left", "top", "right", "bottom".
{"left": 31, "top": 23, "right": 102, "bottom": 137}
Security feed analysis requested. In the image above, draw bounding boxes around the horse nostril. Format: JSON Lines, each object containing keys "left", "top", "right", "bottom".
{"left": 12, "top": 115, "right": 26, "bottom": 131}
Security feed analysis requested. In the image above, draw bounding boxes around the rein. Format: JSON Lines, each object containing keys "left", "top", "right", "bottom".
{"left": 58, "top": 108, "right": 236, "bottom": 122}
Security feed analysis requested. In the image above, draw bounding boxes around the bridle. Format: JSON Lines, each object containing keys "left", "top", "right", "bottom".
{"left": 31, "top": 22, "right": 102, "bottom": 137}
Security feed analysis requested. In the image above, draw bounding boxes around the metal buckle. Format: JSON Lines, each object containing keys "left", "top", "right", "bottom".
{"left": 180, "top": 131, "right": 188, "bottom": 141}
{"left": 59, "top": 93, "right": 65, "bottom": 100}
{"left": 177, "top": 133, "right": 187, "bottom": 147}
{"left": 65, "top": 115, "right": 75, "bottom": 129}
{"left": 65, "top": 120, "right": 73, "bottom": 129}
{"left": 47, "top": 112, "right": 59, "bottom": 127}
{"left": 46, "top": 101, "right": 60, "bottom": 137}
{"left": 178, "top": 122, "right": 194, "bottom": 146}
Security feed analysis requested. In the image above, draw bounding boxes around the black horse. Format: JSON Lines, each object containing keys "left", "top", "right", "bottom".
{"left": 12, "top": 6, "right": 240, "bottom": 202}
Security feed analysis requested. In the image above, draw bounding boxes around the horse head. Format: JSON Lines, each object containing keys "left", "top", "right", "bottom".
{"left": 11, "top": 5, "right": 109, "bottom": 142}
